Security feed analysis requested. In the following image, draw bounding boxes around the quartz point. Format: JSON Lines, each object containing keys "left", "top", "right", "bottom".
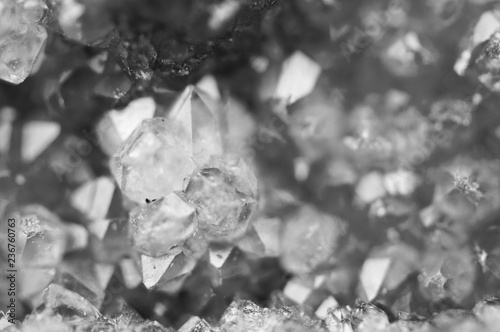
{"left": 97, "top": 97, "right": 156, "bottom": 156}
{"left": 178, "top": 316, "right": 213, "bottom": 332}
{"left": 274, "top": 51, "right": 322, "bottom": 105}
{"left": 130, "top": 193, "right": 197, "bottom": 257}
{"left": 21, "top": 121, "right": 60, "bottom": 163}
{"left": 34, "top": 284, "right": 101, "bottom": 320}
{"left": 184, "top": 157, "right": 257, "bottom": 241}
{"left": 168, "top": 85, "right": 223, "bottom": 166}
{"left": 70, "top": 176, "right": 115, "bottom": 221}
{"left": 280, "top": 205, "right": 347, "bottom": 275}
{"left": 0, "top": 0, "right": 47, "bottom": 84}
{"left": 111, "top": 118, "right": 195, "bottom": 203}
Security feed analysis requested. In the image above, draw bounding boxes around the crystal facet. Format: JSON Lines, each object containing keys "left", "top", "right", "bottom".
{"left": 130, "top": 193, "right": 197, "bottom": 257}
{"left": 111, "top": 118, "right": 195, "bottom": 203}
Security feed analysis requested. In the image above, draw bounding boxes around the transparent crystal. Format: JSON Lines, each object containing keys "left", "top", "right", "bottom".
{"left": 141, "top": 252, "right": 197, "bottom": 293}
{"left": 21, "top": 121, "right": 60, "bottom": 162}
{"left": 178, "top": 316, "right": 213, "bottom": 332}
{"left": 0, "top": 0, "right": 47, "bottom": 84}
{"left": 97, "top": 97, "right": 156, "bottom": 156}
{"left": 111, "top": 118, "right": 195, "bottom": 203}
{"left": 57, "top": 255, "right": 114, "bottom": 308}
{"left": 274, "top": 51, "right": 322, "bottom": 105}
{"left": 70, "top": 177, "right": 115, "bottom": 221}
{"left": 90, "top": 219, "right": 131, "bottom": 264}
{"left": 57, "top": 0, "right": 114, "bottom": 45}
{"left": 34, "top": 284, "right": 101, "bottom": 320}
{"left": 184, "top": 157, "right": 257, "bottom": 240}
{"left": 280, "top": 205, "right": 347, "bottom": 275}
{"left": 130, "top": 193, "right": 197, "bottom": 257}
{"left": 350, "top": 302, "right": 390, "bottom": 332}
{"left": 168, "top": 85, "right": 223, "bottom": 165}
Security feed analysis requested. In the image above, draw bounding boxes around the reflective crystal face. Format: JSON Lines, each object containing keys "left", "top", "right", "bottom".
{"left": 0, "top": 0, "right": 47, "bottom": 84}
{"left": 184, "top": 158, "right": 257, "bottom": 240}
{"left": 130, "top": 193, "right": 197, "bottom": 257}
{"left": 111, "top": 118, "right": 195, "bottom": 203}
{"left": 280, "top": 206, "right": 347, "bottom": 275}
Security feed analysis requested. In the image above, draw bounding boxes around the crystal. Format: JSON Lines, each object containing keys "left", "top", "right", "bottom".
{"left": 283, "top": 278, "right": 314, "bottom": 305}
{"left": 96, "top": 97, "right": 156, "bottom": 156}
{"left": 70, "top": 177, "right": 115, "bottom": 221}
{"left": 184, "top": 157, "right": 257, "bottom": 241}
{"left": 350, "top": 302, "right": 390, "bottom": 332}
{"left": 355, "top": 172, "right": 387, "bottom": 204}
{"left": 325, "top": 307, "right": 353, "bottom": 332}
{"left": 21, "top": 121, "right": 60, "bottom": 162}
{"left": 178, "top": 316, "right": 213, "bottom": 332}
{"left": 111, "top": 118, "right": 195, "bottom": 203}
{"left": 274, "top": 51, "right": 322, "bottom": 105}
{"left": 455, "top": 10, "right": 500, "bottom": 75}
{"left": 57, "top": 0, "right": 114, "bottom": 45}
{"left": 34, "top": 284, "right": 101, "bottom": 320}
{"left": 141, "top": 254, "right": 176, "bottom": 289}
{"left": 130, "top": 193, "right": 197, "bottom": 257}
{"left": 90, "top": 219, "right": 131, "bottom": 264}
{"left": 280, "top": 205, "right": 347, "bottom": 275}
{"left": 148, "top": 252, "right": 197, "bottom": 294}
{"left": 0, "top": 0, "right": 47, "bottom": 84}
{"left": 381, "top": 31, "right": 437, "bottom": 77}
{"left": 168, "top": 86, "right": 223, "bottom": 165}
{"left": 252, "top": 217, "right": 282, "bottom": 256}
{"left": 359, "top": 257, "right": 392, "bottom": 301}
{"left": 315, "top": 296, "right": 339, "bottom": 320}
{"left": 57, "top": 254, "right": 114, "bottom": 308}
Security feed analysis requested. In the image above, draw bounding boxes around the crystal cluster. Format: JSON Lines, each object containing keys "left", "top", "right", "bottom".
{"left": 4, "top": 0, "right": 500, "bottom": 331}
{"left": 0, "top": 0, "right": 47, "bottom": 84}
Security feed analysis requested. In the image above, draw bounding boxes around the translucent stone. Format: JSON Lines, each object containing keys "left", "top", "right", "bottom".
{"left": 57, "top": 0, "right": 114, "bottom": 45}
{"left": 252, "top": 218, "right": 281, "bottom": 256}
{"left": 70, "top": 177, "right": 115, "bottom": 221}
{"left": 178, "top": 316, "right": 213, "bottom": 332}
{"left": 130, "top": 193, "right": 197, "bottom": 257}
{"left": 359, "top": 257, "right": 391, "bottom": 301}
{"left": 0, "top": 107, "right": 14, "bottom": 156}
{"left": 111, "top": 118, "right": 195, "bottom": 203}
{"left": 315, "top": 297, "right": 339, "bottom": 320}
{"left": 184, "top": 157, "right": 257, "bottom": 240}
{"left": 19, "top": 206, "right": 67, "bottom": 268}
{"left": 90, "top": 219, "right": 131, "bottom": 264}
{"left": 220, "top": 300, "right": 270, "bottom": 332}
{"left": 455, "top": 10, "right": 500, "bottom": 75}
{"left": 141, "top": 254, "right": 176, "bottom": 289}
{"left": 21, "top": 121, "right": 60, "bottom": 162}
{"left": 97, "top": 97, "right": 156, "bottom": 156}
{"left": 355, "top": 172, "right": 387, "bottom": 204}
{"left": 280, "top": 206, "right": 347, "bottom": 275}
{"left": 283, "top": 278, "right": 313, "bottom": 305}
{"left": 325, "top": 307, "right": 353, "bottom": 332}
{"left": 57, "top": 255, "right": 114, "bottom": 308}
{"left": 34, "top": 284, "right": 101, "bottom": 320}
{"left": 19, "top": 267, "right": 56, "bottom": 302}
{"left": 0, "top": 0, "right": 47, "bottom": 84}
{"left": 168, "top": 86, "right": 223, "bottom": 165}
{"left": 350, "top": 302, "right": 390, "bottom": 332}
{"left": 274, "top": 51, "right": 322, "bottom": 105}
{"left": 142, "top": 252, "right": 197, "bottom": 293}
{"left": 381, "top": 31, "right": 437, "bottom": 77}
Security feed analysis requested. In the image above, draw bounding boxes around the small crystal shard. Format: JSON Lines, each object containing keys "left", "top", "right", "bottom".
{"left": 359, "top": 257, "right": 391, "bottom": 301}
{"left": 168, "top": 86, "right": 223, "bottom": 165}
{"left": 274, "top": 51, "right": 322, "bottom": 105}
{"left": 111, "top": 118, "right": 195, "bottom": 203}
{"left": 0, "top": 0, "right": 47, "bottom": 84}
{"left": 130, "top": 193, "right": 197, "bottom": 257}
{"left": 21, "top": 121, "right": 60, "bottom": 162}
{"left": 70, "top": 177, "right": 115, "bottom": 221}
{"left": 97, "top": 97, "right": 156, "bottom": 156}
{"left": 34, "top": 284, "right": 101, "bottom": 320}
{"left": 184, "top": 157, "right": 257, "bottom": 240}
{"left": 141, "top": 254, "right": 176, "bottom": 289}
{"left": 280, "top": 205, "right": 347, "bottom": 275}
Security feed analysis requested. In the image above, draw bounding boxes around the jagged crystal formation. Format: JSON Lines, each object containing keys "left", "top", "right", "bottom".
{"left": 111, "top": 118, "right": 195, "bottom": 203}
{"left": 0, "top": 0, "right": 47, "bottom": 84}
{"left": 280, "top": 205, "right": 347, "bottom": 275}
{"left": 130, "top": 193, "right": 197, "bottom": 257}
{"left": 184, "top": 157, "right": 257, "bottom": 241}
